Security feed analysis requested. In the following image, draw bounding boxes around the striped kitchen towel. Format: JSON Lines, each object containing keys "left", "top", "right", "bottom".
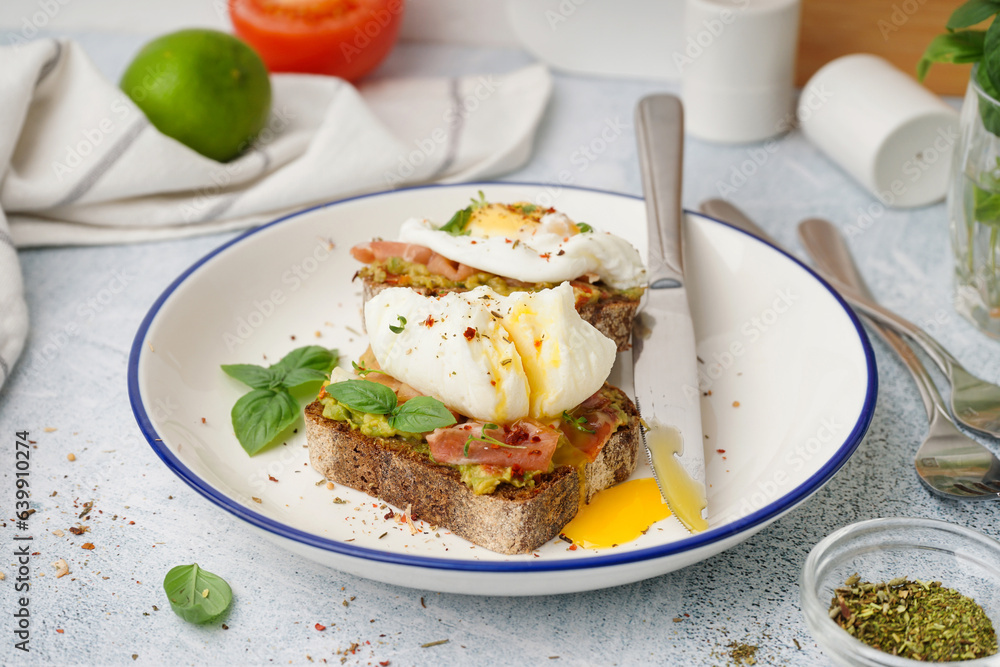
{"left": 0, "top": 39, "right": 552, "bottom": 390}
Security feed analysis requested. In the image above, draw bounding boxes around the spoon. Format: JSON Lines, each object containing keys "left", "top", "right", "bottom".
{"left": 698, "top": 199, "right": 1000, "bottom": 499}
{"left": 796, "top": 217, "right": 1000, "bottom": 440}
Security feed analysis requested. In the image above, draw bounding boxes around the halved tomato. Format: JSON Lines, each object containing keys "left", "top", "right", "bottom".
{"left": 229, "top": 0, "right": 405, "bottom": 81}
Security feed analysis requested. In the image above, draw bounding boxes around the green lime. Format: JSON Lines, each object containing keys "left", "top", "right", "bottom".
{"left": 120, "top": 29, "right": 272, "bottom": 163}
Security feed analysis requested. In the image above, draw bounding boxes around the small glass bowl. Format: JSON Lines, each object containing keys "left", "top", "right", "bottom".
{"left": 801, "top": 517, "right": 1000, "bottom": 666}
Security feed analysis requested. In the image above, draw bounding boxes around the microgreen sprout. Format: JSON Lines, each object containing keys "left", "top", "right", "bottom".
{"left": 462, "top": 422, "right": 527, "bottom": 457}
{"left": 562, "top": 411, "right": 595, "bottom": 434}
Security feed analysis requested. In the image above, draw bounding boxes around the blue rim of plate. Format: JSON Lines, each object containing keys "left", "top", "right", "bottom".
{"left": 128, "top": 181, "right": 878, "bottom": 573}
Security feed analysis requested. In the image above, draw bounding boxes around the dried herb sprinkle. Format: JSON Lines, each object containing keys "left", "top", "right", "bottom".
{"left": 829, "top": 574, "right": 998, "bottom": 662}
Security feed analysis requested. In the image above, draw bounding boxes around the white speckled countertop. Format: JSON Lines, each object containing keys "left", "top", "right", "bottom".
{"left": 3, "top": 33, "right": 1000, "bottom": 667}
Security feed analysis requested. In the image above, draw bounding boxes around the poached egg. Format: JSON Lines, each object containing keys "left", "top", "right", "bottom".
{"left": 397, "top": 202, "right": 646, "bottom": 290}
{"left": 365, "top": 283, "right": 617, "bottom": 424}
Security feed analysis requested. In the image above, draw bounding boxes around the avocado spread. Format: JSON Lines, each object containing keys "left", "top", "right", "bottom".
{"left": 319, "top": 392, "right": 541, "bottom": 494}
{"left": 319, "top": 385, "right": 628, "bottom": 496}
{"left": 357, "top": 257, "right": 644, "bottom": 304}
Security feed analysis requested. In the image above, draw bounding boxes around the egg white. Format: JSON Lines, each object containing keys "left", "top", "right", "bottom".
{"left": 498, "top": 283, "right": 617, "bottom": 419}
{"left": 365, "top": 287, "right": 530, "bottom": 424}
{"left": 365, "top": 284, "right": 617, "bottom": 423}
{"left": 397, "top": 216, "right": 646, "bottom": 290}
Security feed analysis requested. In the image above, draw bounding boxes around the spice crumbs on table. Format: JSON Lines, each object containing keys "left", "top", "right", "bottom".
{"left": 67, "top": 453, "right": 76, "bottom": 461}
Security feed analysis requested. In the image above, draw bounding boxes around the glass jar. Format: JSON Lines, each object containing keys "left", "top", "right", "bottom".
{"left": 801, "top": 517, "right": 1000, "bottom": 666}
{"left": 949, "top": 64, "right": 1000, "bottom": 338}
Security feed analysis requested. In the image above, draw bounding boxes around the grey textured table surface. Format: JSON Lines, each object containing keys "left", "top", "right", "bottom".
{"left": 3, "top": 35, "right": 1000, "bottom": 667}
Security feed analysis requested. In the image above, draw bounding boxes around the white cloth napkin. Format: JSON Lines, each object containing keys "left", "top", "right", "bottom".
{"left": 0, "top": 39, "right": 552, "bottom": 390}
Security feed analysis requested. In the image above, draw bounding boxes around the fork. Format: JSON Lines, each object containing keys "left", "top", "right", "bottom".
{"left": 697, "top": 199, "right": 1000, "bottom": 499}
{"left": 700, "top": 199, "right": 1000, "bottom": 440}
{"left": 796, "top": 218, "right": 1000, "bottom": 440}
{"left": 796, "top": 218, "right": 1000, "bottom": 499}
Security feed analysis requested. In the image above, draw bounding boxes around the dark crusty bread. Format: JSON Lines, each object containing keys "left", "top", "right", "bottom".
{"left": 304, "top": 387, "right": 641, "bottom": 555}
{"left": 360, "top": 276, "right": 639, "bottom": 352}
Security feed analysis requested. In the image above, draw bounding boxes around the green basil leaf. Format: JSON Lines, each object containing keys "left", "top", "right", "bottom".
{"left": 324, "top": 380, "right": 397, "bottom": 414}
{"left": 439, "top": 206, "right": 472, "bottom": 235}
{"left": 974, "top": 178, "right": 1000, "bottom": 223}
{"left": 917, "top": 30, "right": 986, "bottom": 81}
{"left": 279, "top": 367, "right": 329, "bottom": 389}
{"left": 390, "top": 396, "right": 457, "bottom": 433}
{"left": 231, "top": 388, "right": 299, "bottom": 455}
{"left": 272, "top": 346, "right": 339, "bottom": 375}
{"left": 977, "top": 63, "right": 1000, "bottom": 135}
{"left": 948, "top": 0, "right": 1000, "bottom": 30}
{"left": 163, "top": 563, "right": 232, "bottom": 624}
{"left": 220, "top": 364, "right": 279, "bottom": 390}
{"left": 985, "top": 18, "right": 1000, "bottom": 90}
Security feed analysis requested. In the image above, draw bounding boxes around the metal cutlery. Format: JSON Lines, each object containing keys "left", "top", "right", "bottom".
{"left": 701, "top": 200, "right": 1000, "bottom": 440}
{"left": 797, "top": 218, "right": 1000, "bottom": 500}
{"left": 698, "top": 199, "right": 1000, "bottom": 499}
{"left": 796, "top": 218, "right": 1000, "bottom": 441}
{"left": 633, "top": 95, "right": 708, "bottom": 533}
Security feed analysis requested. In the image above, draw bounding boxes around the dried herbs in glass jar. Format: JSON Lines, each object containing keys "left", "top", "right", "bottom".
{"left": 829, "top": 574, "right": 998, "bottom": 662}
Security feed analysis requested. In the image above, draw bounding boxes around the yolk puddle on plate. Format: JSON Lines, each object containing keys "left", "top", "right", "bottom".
{"left": 561, "top": 478, "right": 672, "bottom": 549}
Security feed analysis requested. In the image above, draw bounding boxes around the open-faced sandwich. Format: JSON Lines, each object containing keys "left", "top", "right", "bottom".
{"left": 350, "top": 194, "right": 646, "bottom": 351}
{"left": 304, "top": 282, "right": 640, "bottom": 554}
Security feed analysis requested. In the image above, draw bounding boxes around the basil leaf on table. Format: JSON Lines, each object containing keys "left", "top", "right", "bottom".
{"left": 390, "top": 396, "right": 457, "bottom": 433}
{"left": 948, "top": 0, "right": 1000, "bottom": 30}
{"left": 231, "top": 389, "right": 300, "bottom": 455}
{"left": 163, "top": 563, "right": 232, "bottom": 624}
{"left": 324, "top": 379, "right": 397, "bottom": 414}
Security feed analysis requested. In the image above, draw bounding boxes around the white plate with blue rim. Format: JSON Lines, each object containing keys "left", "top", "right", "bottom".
{"left": 128, "top": 182, "right": 877, "bottom": 596}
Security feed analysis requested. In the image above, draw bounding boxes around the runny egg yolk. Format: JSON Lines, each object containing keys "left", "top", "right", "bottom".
{"left": 466, "top": 203, "right": 579, "bottom": 240}
{"left": 561, "top": 478, "right": 672, "bottom": 549}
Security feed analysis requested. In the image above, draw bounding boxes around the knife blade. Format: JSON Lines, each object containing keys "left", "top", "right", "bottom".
{"left": 632, "top": 94, "right": 708, "bottom": 533}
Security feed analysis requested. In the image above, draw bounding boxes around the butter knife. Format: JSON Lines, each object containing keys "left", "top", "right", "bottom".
{"left": 632, "top": 94, "right": 708, "bottom": 533}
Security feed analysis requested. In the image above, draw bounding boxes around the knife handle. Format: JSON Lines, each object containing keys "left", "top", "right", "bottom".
{"left": 636, "top": 94, "right": 685, "bottom": 286}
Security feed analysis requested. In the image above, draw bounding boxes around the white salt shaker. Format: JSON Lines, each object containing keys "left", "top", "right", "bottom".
{"left": 798, "top": 54, "right": 959, "bottom": 208}
{"left": 681, "top": 0, "right": 801, "bottom": 144}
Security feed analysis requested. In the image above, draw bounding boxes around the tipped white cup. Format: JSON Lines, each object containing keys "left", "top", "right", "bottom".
{"left": 681, "top": 0, "right": 802, "bottom": 144}
{"left": 798, "top": 54, "right": 960, "bottom": 208}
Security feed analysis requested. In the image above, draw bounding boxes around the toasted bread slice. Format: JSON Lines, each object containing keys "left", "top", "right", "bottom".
{"left": 304, "top": 385, "right": 641, "bottom": 555}
{"left": 360, "top": 276, "right": 639, "bottom": 351}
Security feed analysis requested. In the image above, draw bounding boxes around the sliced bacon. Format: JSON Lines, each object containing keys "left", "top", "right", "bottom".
{"left": 350, "top": 241, "right": 434, "bottom": 265}
{"left": 578, "top": 390, "right": 611, "bottom": 411}
{"left": 558, "top": 389, "right": 620, "bottom": 461}
{"left": 427, "top": 420, "right": 559, "bottom": 471}
{"left": 364, "top": 372, "right": 422, "bottom": 404}
{"left": 351, "top": 240, "right": 480, "bottom": 282}
{"left": 356, "top": 347, "right": 422, "bottom": 403}
{"left": 425, "top": 253, "right": 477, "bottom": 281}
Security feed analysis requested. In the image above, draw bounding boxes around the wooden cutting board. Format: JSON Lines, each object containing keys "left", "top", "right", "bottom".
{"left": 796, "top": 0, "right": 973, "bottom": 96}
